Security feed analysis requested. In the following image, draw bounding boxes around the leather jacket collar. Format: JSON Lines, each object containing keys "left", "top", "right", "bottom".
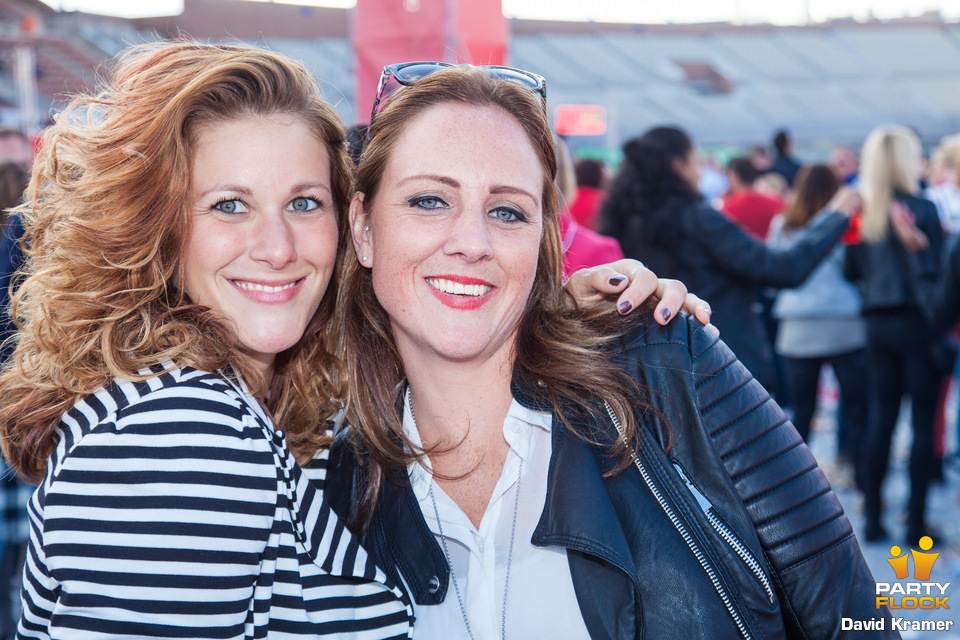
{"left": 334, "top": 373, "right": 640, "bottom": 608}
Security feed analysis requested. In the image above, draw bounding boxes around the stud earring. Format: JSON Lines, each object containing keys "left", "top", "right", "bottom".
{"left": 364, "top": 226, "right": 369, "bottom": 232}
{"left": 361, "top": 256, "right": 368, "bottom": 262}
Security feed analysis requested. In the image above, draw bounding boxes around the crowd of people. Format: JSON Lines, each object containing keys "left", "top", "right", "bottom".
{"left": 0, "top": 37, "right": 954, "bottom": 639}
{"left": 590, "top": 123, "right": 959, "bottom": 549}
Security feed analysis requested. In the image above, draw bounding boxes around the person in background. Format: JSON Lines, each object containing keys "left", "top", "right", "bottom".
{"left": 697, "top": 153, "right": 728, "bottom": 204}
{"left": 831, "top": 145, "right": 860, "bottom": 186}
{"left": 0, "top": 132, "right": 31, "bottom": 172}
{"left": 844, "top": 125, "right": 945, "bottom": 544}
{"left": 0, "top": 160, "right": 29, "bottom": 640}
{"left": 721, "top": 156, "right": 785, "bottom": 240}
{"left": 345, "top": 122, "right": 369, "bottom": 167}
{"left": 925, "top": 133, "right": 960, "bottom": 232}
{"left": 601, "top": 125, "right": 856, "bottom": 396}
{"left": 747, "top": 144, "right": 773, "bottom": 173}
{"left": 721, "top": 156, "right": 789, "bottom": 405}
{"left": 754, "top": 171, "right": 789, "bottom": 200}
{"left": 767, "top": 164, "right": 868, "bottom": 489}
{"left": 0, "top": 164, "right": 27, "bottom": 230}
{"left": 555, "top": 135, "right": 623, "bottom": 278}
{"left": 769, "top": 128, "right": 802, "bottom": 188}
{"left": 567, "top": 158, "right": 608, "bottom": 230}
{"left": 934, "top": 233, "right": 960, "bottom": 330}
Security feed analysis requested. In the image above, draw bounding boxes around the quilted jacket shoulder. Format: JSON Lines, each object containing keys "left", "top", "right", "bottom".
{"left": 616, "top": 315, "right": 891, "bottom": 638}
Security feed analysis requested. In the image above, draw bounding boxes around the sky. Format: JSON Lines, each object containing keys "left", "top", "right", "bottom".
{"left": 36, "top": 0, "right": 960, "bottom": 24}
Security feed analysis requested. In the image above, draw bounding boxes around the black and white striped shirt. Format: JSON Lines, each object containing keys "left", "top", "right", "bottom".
{"left": 19, "top": 366, "right": 413, "bottom": 639}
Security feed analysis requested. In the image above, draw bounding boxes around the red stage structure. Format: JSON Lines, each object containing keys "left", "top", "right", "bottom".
{"left": 352, "top": 0, "right": 507, "bottom": 123}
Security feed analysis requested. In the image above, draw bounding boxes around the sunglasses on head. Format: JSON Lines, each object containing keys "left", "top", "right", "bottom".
{"left": 370, "top": 61, "right": 547, "bottom": 124}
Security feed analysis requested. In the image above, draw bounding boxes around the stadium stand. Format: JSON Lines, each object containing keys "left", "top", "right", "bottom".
{"left": 2, "top": 0, "right": 960, "bottom": 150}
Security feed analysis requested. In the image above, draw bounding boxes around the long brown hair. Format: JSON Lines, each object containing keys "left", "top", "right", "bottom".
{"left": 337, "top": 66, "right": 652, "bottom": 524}
{"left": 0, "top": 41, "right": 352, "bottom": 482}
{"left": 782, "top": 164, "right": 840, "bottom": 231}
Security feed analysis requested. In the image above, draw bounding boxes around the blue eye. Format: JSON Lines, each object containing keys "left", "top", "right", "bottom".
{"left": 291, "top": 197, "right": 320, "bottom": 211}
{"left": 409, "top": 195, "right": 447, "bottom": 210}
{"left": 491, "top": 207, "right": 526, "bottom": 222}
{"left": 214, "top": 199, "right": 246, "bottom": 214}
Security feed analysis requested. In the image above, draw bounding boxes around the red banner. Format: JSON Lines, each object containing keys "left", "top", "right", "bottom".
{"left": 554, "top": 104, "right": 608, "bottom": 137}
{"left": 353, "top": 0, "right": 506, "bottom": 124}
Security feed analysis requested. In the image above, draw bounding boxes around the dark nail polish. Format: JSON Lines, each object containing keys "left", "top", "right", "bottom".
{"left": 618, "top": 300, "right": 633, "bottom": 314}
{"left": 608, "top": 275, "right": 627, "bottom": 286}
{"left": 661, "top": 307, "right": 672, "bottom": 322}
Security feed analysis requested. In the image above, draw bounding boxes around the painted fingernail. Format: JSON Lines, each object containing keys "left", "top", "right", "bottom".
{"left": 608, "top": 274, "right": 627, "bottom": 286}
{"left": 661, "top": 307, "right": 672, "bottom": 322}
{"left": 704, "top": 305, "right": 712, "bottom": 317}
{"left": 618, "top": 300, "right": 633, "bottom": 314}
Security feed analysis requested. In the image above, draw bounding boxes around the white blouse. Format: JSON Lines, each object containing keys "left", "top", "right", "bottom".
{"left": 403, "top": 392, "right": 590, "bottom": 640}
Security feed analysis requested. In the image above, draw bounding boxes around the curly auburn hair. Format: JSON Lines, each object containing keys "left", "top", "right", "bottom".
{"left": 0, "top": 41, "right": 352, "bottom": 482}
{"left": 338, "top": 66, "right": 654, "bottom": 524}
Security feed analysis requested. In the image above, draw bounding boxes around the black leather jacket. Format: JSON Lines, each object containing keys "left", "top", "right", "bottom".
{"left": 614, "top": 201, "right": 848, "bottom": 391}
{"left": 844, "top": 193, "right": 943, "bottom": 314}
{"left": 325, "top": 316, "right": 892, "bottom": 639}
{"left": 934, "top": 232, "right": 960, "bottom": 331}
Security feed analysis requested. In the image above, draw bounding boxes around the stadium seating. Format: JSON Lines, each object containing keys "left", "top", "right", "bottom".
{"left": 2, "top": 0, "right": 959, "bottom": 151}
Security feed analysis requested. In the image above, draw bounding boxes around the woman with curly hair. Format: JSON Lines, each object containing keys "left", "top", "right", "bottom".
{"left": 0, "top": 41, "right": 418, "bottom": 638}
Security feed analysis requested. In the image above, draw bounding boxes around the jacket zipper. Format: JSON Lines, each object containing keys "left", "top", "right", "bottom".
{"left": 673, "top": 463, "right": 775, "bottom": 604}
{"left": 603, "top": 402, "right": 753, "bottom": 640}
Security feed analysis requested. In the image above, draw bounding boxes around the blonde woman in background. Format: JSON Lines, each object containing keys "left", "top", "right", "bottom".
{"left": 844, "top": 125, "right": 945, "bottom": 544}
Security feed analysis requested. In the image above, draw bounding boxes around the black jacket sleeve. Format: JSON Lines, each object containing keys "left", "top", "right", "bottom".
{"left": 692, "top": 203, "right": 849, "bottom": 288}
{"left": 689, "top": 321, "right": 895, "bottom": 638}
{"left": 0, "top": 214, "right": 26, "bottom": 364}
{"left": 935, "top": 233, "right": 960, "bottom": 331}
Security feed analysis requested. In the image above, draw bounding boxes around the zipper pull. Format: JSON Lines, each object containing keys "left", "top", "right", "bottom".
{"left": 673, "top": 462, "right": 713, "bottom": 513}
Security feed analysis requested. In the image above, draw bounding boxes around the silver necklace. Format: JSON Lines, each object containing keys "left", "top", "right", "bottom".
{"left": 407, "top": 388, "right": 523, "bottom": 640}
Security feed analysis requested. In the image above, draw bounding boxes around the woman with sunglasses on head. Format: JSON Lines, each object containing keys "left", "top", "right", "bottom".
{"left": 0, "top": 42, "right": 703, "bottom": 638}
{"left": 325, "top": 63, "right": 888, "bottom": 639}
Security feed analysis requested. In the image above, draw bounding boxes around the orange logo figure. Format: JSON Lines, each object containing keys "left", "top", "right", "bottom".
{"left": 887, "top": 536, "right": 940, "bottom": 581}
{"left": 911, "top": 536, "right": 939, "bottom": 581}
{"left": 887, "top": 545, "right": 910, "bottom": 580}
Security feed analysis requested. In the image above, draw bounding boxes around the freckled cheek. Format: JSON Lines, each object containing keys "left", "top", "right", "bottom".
{"left": 370, "top": 246, "right": 422, "bottom": 317}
